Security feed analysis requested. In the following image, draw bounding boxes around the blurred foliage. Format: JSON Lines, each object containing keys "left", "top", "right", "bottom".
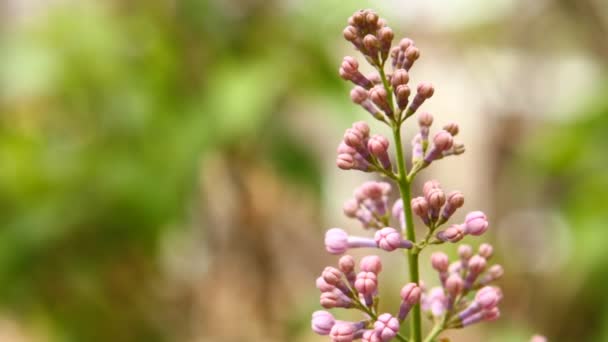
{"left": 0, "top": 0, "right": 352, "bottom": 340}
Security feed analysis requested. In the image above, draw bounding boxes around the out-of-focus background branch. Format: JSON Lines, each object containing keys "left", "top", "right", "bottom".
{"left": 0, "top": 0, "right": 606, "bottom": 341}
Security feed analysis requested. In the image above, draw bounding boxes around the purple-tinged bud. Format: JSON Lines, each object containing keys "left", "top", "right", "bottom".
{"left": 343, "top": 199, "right": 360, "bottom": 218}
{"left": 399, "top": 38, "right": 414, "bottom": 51}
{"left": 426, "top": 188, "right": 446, "bottom": 219}
{"left": 530, "top": 335, "right": 547, "bottom": 342}
{"left": 352, "top": 121, "right": 370, "bottom": 137}
{"left": 341, "top": 56, "right": 359, "bottom": 74}
{"left": 338, "top": 255, "right": 356, "bottom": 274}
{"left": 365, "top": 11, "right": 379, "bottom": 26}
{"left": 395, "top": 85, "right": 410, "bottom": 110}
{"left": 448, "top": 261, "right": 462, "bottom": 274}
{"left": 424, "top": 130, "right": 454, "bottom": 164}
{"left": 398, "top": 283, "right": 421, "bottom": 321}
{"left": 465, "top": 255, "right": 487, "bottom": 289}
{"left": 392, "top": 199, "right": 405, "bottom": 230}
{"left": 337, "top": 142, "right": 357, "bottom": 155}
{"left": 362, "top": 330, "right": 381, "bottom": 342}
{"left": 374, "top": 227, "right": 413, "bottom": 251}
{"left": 443, "top": 122, "right": 459, "bottom": 136}
{"left": 422, "top": 180, "right": 441, "bottom": 197}
{"left": 403, "top": 46, "right": 420, "bottom": 70}
{"left": 418, "top": 112, "right": 434, "bottom": 128}
{"left": 330, "top": 321, "right": 357, "bottom": 342}
{"left": 312, "top": 310, "right": 336, "bottom": 335}
{"left": 343, "top": 26, "right": 358, "bottom": 42}
{"left": 373, "top": 314, "right": 400, "bottom": 341}
{"left": 432, "top": 130, "right": 454, "bottom": 151}
{"left": 368, "top": 135, "right": 391, "bottom": 170}
{"left": 436, "top": 224, "right": 465, "bottom": 243}
{"left": 360, "top": 255, "right": 383, "bottom": 274}
{"left": 355, "top": 271, "right": 378, "bottom": 305}
{"left": 336, "top": 153, "right": 355, "bottom": 170}
{"left": 341, "top": 57, "right": 374, "bottom": 88}
{"left": 478, "top": 243, "right": 494, "bottom": 259}
{"left": 411, "top": 133, "right": 423, "bottom": 163}
{"left": 461, "top": 307, "right": 500, "bottom": 327}
{"left": 441, "top": 191, "right": 465, "bottom": 221}
{"left": 469, "top": 255, "right": 487, "bottom": 275}
{"left": 426, "top": 287, "right": 448, "bottom": 317}
{"left": 352, "top": 10, "right": 366, "bottom": 26}
{"left": 431, "top": 252, "right": 449, "bottom": 273}
{"left": 370, "top": 85, "right": 393, "bottom": 116}
{"left": 344, "top": 128, "right": 365, "bottom": 149}
{"left": 378, "top": 27, "right": 394, "bottom": 59}
{"left": 478, "top": 265, "right": 504, "bottom": 286}
{"left": 351, "top": 86, "right": 369, "bottom": 104}
{"left": 458, "top": 245, "right": 473, "bottom": 268}
{"left": 476, "top": 286, "right": 501, "bottom": 309}
{"left": 443, "top": 142, "right": 466, "bottom": 157}
{"left": 406, "top": 82, "right": 434, "bottom": 115}
{"left": 363, "top": 34, "right": 380, "bottom": 58}
{"left": 316, "top": 276, "right": 335, "bottom": 292}
{"left": 325, "top": 228, "right": 349, "bottom": 254}
{"left": 411, "top": 196, "right": 430, "bottom": 225}
{"left": 464, "top": 211, "right": 489, "bottom": 236}
{"left": 320, "top": 289, "right": 352, "bottom": 309}
{"left": 391, "top": 69, "right": 409, "bottom": 88}
{"left": 445, "top": 274, "right": 464, "bottom": 298}
{"left": 322, "top": 267, "right": 343, "bottom": 286}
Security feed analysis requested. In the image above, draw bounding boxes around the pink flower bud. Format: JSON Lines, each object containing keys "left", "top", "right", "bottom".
{"left": 469, "top": 255, "right": 487, "bottom": 275}
{"left": 436, "top": 224, "right": 465, "bottom": 243}
{"left": 432, "top": 130, "right": 454, "bottom": 151}
{"left": 374, "top": 227, "right": 412, "bottom": 251}
{"left": 343, "top": 199, "right": 359, "bottom": 218}
{"left": 403, "top": 46, "right": 420, "bottom": 70}
{"left": 352, "top": 121, "right": 370, "bottom": 137}
{"left": 422, "top": 180, "right": 441, "bottom": 197}
{"left": 478, "top": 243, "right": 494, "bottom": 259}
{"left": 443, "top": 122, "right": 459, "bottom": 136}
{"left": 344, "top": 128, "right": 365, "bottom": 149}
{"left": 426, "top": 188, "right": 446, "bottom": 211}
{"left": 322, "top": 266, "right": 343, "bottom": 286}
{"left": 399, "top": 38, "right": 414, "bottom": 50}
{"left": 312, "top": 310, "right": 336, "bottom": 335}
{"left": 330, "top": 321, "right": 357, "bottom": 342}
{"left": 431, "top": 252, "right": 449, "bottom": 272}
{"left": 464, "top": 211, "right": 489, "bottom": 236}
{"left": 341, "top": 56, "right": 359, "bottom": 74}
{"left": 363, "top": 34, "right": 379, "bottom": 57}
{"left": 406, "top": 82, "right": 434, "bottom": 115}
{"left": 395, "top": 85, "right": 410, "bottom": 110}
{"left": 355, "top": 271, "right": 378, "bottom": 294}
{"left": 398, "top": 282, "right": 421, "bottom": 321}
{"left": 475, "top": 286, "right": 500, "bottom": 309}
{"left": 418, "top": 112, "right": 434, "bottom": 127}
{"left": 445, "top": 274, "right": 464, "bottom": 297}
{"left": 338, "top": 255, "right": 356, "bottom": 274}
{"left": 441, "top": 191, "right": 465, "bottom": 220}
{"left": 343, "top": 26, "right": 358, "bottom": 42}
{"left": 370, "top": 85, "right": 392, "bottom": 116}
{"left": 373, "top": 314, "right": 400, "bottom": 341}
{"left": 360, "top": 255, "right": 383, "bottom": 274}
{"left": 336, "top": 153, "right": 355, "bottom": 170}
{"left": 400, "top": 283, "right": 421, "bottom": 305}
{"left": 362, "top": 330, "right": 381, "bottom": 342}
{"left": 325, "top": 228, "right": 349, "bottom": 254}
{"left": 320, "top": 289, "right": 351, "bottom": 309}
{"left": 368, "top": 135, "right": 391, "bottom": 169}
{"left": 458, "top": 244, "right": 473, "bottom": 260}
{"left": 350, "top": 86, "right": 369, "bottom": 104}
{"left": 316, "top": 276, "right": 335, "bottom": 292}
{"left": 411, "top": 196, "right": 430, "bottom": 225}
{"left": 391, "top": 69, "right": 409, "bottom": 88}
{"left": 489, "top": 264, "right": 504, "bottom": 279}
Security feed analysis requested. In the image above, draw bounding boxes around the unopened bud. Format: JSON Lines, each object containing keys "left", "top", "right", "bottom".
{"left": 370, "top": 85, "right": 393, "bottom": 116}
{"left": 391, "top": 69, "right": 409, "bottom": 88}
{"left": 360, "top": 255, "right": 383, "bottom": 274}
{"left": 395, "top": 85, "right": 411, "bottom": 110}
{"left": 443, "top": 122, "right": 459, "bottom": 136}
{"left": 478, "top": 243, "right": 493, "bottom": 259}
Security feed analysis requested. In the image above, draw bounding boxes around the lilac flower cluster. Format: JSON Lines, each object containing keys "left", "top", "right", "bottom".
{"left": 311, "top": 8, "right": 545, "bottom": 342}
{"left": 314, "top": 255, "right": 419, "bottom": 341}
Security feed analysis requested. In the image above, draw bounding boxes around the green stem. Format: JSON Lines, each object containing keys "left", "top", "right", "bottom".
{"left": 392, "top": 125, "right": 422, "bottom": 342}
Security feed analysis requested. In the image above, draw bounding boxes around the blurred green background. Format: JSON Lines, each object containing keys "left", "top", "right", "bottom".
{"left": 0, "top": 0, "right": 607, "bottom": 341}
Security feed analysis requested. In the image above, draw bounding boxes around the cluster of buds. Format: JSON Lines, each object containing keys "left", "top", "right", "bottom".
{"left": 410, "top": 112, "right": 465, "bottom": 174}
{"left": 337, "top": 122, "right": 392, "bottom": 172}
{"left": 343, "top": 181, "right": 392, "bottom": 229}
{"left": 313, "top": 255, "right": 421, "bottom": 342}
{"left": 422, "top": 244, "right": 504, "bottom": 329}
{"left": 309, "top": 8, "right": 533, "bottom": 342}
